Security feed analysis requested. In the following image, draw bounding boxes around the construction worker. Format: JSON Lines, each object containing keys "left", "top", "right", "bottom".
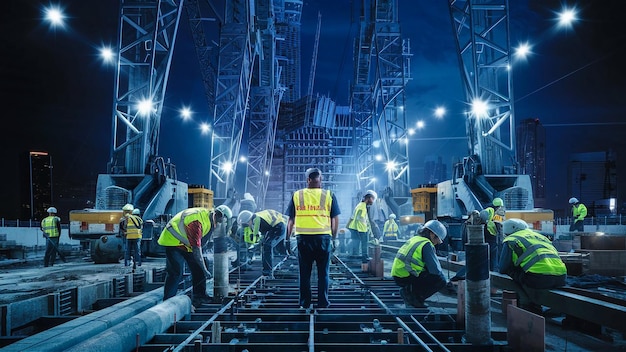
{"left": 391, "top": 220, "right": 448, "bottom": 308}
{"left": 382, "top": 214, "right": 400, "bottom": 242}
{"left": 119, "top": 205, "right": 144, "bottom": 267}
{"left": 285, "top": 167, "right": 340, "bottom": 309}
{"left": 499, "top": 218, "right": 567, "bottom": 313}
{"left": 347, "top": 189, "right": 379, "bottom": 263}
{"left": 568, "top": 197, "right": 587, "bottom": 232}
{"left": 41, "top": 207, "right": 62, "bottom": 267}
{"left": 158, "top": 205, "right": 232, "bottom": 306}
{"left": 480, "top": 197, "right": 506, "bottom": 270}
{"left": 237, "top": 209, "right": 287, "bottom": 277}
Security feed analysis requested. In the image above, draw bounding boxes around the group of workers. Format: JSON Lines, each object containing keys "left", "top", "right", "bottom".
{"left": 39, "top": 180, "right": 587, "bottom": 314}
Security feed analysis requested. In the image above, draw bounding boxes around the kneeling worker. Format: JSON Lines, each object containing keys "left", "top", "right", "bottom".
{"left": 391, "top": 220, "right": 448, "bottom": 308}
{"left": 498, "top": 218, "right": 567, "bottom": 313}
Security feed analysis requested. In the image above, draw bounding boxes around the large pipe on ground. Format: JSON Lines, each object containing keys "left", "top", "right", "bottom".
{"left": 464, "top": 224, "right": 492, "bottom": 345}
{"left": 65, "top": 295, "right": 191, "bottom": 352}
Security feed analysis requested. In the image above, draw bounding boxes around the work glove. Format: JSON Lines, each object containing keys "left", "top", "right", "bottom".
{"left": 332, "top": 239, "right": 339, "bottom": 253}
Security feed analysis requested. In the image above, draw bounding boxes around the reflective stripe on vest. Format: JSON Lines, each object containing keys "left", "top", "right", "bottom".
{"left": 159, "top": 208, "right": 211, "bottom": 248}
{"left": 42, "top": 216, "right": 60, "bottom": 237}
{"left": 348, "top": 202, "right": 369, "bottom": 232}
{"left": 293, "top": 189, "right": 332, "bottom": 235}
{"left": 125, "top": 214, "right": 143, "bottom": 239}
{"left": 504, "top": 229, "right": 567, "bottom": 275}
{"left": 383, "top": 220, "right": 399, "bottom": 238}
{"left": 391, "top": 236, "right": 429, "bottom": 278}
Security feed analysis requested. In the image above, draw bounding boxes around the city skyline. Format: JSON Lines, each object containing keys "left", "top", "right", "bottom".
{"left": 1, "top": 0, "right": 625, "bottom": 219}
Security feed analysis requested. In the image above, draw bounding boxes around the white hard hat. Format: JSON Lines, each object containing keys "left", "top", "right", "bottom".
{"left": 569, "top": 197, "right": 579, "bottom": 205}
{"left": 237, "top": 210, "right": 253, "bottom": 225}
{"left": 421, "top": 220, "right": 447, "bottom": 241}
{"left": 122, "top": 203, "right": 134, "bottom": 211}
{"left": 389, "top": 214, "right": 396, "bottom": 219}
{"left": 364, "top": 189, "right": 377, "bottom": 200}
{"left": 132, "top": 208, "right": 140, "bottom": 215}
{"left": 502, "top": 218, "right": 529, "bottom": 235}
{"left": 47, "top": 207, "right": 57, "bottom": 214}
{"left": 215, "top": 205, "right": 232, "bottom": 219}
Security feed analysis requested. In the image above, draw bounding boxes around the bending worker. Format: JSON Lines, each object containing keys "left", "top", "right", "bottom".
{"left": 41, "top": 207, "right": 62, "bottom": 267}
{"left": 158, "top": 205, "right": 232, "bottom": 306}
{"left": 382, "top": 214, "right": 400, "bottom": 242}
{"left": 498, "top": 218, "right": 567, "bottom": 313}
{"left": 568, "top": 197, "right": 587, "bottom": 232}
{"left": 480, "top": 197, "right": 505, "bottom": 270}
{"left": 237, "top": 209, "right": 287, "bottom": 277}
{"left": 391, "top": 220, "right": 448, "bottom": 308}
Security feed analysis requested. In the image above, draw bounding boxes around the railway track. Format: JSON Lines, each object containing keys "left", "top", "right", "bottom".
{"left": 2, "top": 246, "right": 625, "bottom": 351}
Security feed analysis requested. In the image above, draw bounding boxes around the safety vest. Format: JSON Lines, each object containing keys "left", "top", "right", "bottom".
{"left": 348, "top": 202, "right": 369, "bottom": 232}
{"left": 41, "top": 216, "right": 60, "bottom": 237}
{"left": 243, "top": 227, "right": 261, "bottom": 245}
{"left": 391, "top": 236, "right": 430, "bottom": 278}
{"left": 244, "top": 209, "right": 285, "bottom": 244}
{"left": 124, "top": 214, "right": 143, "bottom": 240}
{"left": 293, "top": 188, "right": 332, "bottom": 235}
{"left": 572, "top": 204, "right": 587, "bottom": 223}
{"left": 503, "top": 229, "right": 567, "bottom": 276}
{"left": 383, "top": 219, "right": 399, "bottom": 240}
{"left": 158, "top": 208, "right": 212, "bottom": 250}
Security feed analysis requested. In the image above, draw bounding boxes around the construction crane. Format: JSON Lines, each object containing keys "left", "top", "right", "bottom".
{"left": 69, "top": 1, "right": 189, "bottom": 263}
{"left": 411, "top": 0, "right": 552, "bottom": 249}
{"left": 350, "top": 0, "right": 412, "bottom": 223}
{"left": 304, "top": 11, "right": 321, "bottom": 123}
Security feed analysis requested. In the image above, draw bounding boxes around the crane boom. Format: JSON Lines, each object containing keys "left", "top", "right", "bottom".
{"left": 305, "top": 12, "right": 322, "bottom": 122}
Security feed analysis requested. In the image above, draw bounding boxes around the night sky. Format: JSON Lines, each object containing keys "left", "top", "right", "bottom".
{"left": 2, "top": 0, "right": 625, "bottom": 219}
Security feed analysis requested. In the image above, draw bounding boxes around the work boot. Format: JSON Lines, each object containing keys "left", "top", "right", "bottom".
{"left": 400, "top": 286, "right": 428, "bottom": 308}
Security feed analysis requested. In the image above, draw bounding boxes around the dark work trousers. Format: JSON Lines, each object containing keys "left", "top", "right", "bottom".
{"left": 350, "top": 229, "right": 369, "bottom": 262}
{"left": 44, "top": 236, "right": 60, "bottom": 267}
{"left": 508, "top": 268, "right": 566, "bottom": 307}
{"left": 297, "top": 234, "right": 332, "bottom": 308}
{"left": 569, "top": 220, "right": 584, "bottom": 232}
{"left": 393, "top": 271, "right": 447, "bottom": 303}
{"left": 163, "top": 247, "right": 208, "bottom": 301}
{"left": 125, "top": 238, "right": 142, "bottom": 266}
{"left": 261, "top": 223, "right": 287, "bottom": 275}
{"left": 485, "top": 233, "right": 498, "bottom": 271}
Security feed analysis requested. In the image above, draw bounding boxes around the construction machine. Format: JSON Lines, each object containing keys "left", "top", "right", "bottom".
{"left": 68, "top": 3, "right": 189, "bottom": 263}
{"left": 410, "top": 1, "right": 554, "bottom": 250}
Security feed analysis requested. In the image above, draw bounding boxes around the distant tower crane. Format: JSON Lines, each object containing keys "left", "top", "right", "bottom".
{"left": 305, "top": 11, "right": 321, "bottom": 123}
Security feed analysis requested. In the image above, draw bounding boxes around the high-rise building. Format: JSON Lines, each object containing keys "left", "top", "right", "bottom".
{"left": 517, "top": 118, "right": 546, "bottom": 207}
{"left": 20, "top": 151, "right": 53, "bottom": 220}
{"left": 423, "top": 156, "right": 448, "bottom": 184}
{"left": 568, "top": 150, "right": 618, "bottom": 216}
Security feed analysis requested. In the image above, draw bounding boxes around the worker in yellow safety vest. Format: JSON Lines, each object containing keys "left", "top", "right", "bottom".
{"left": 158, "top": 205, "right": 232, "bottom": 305}
{"left": 568, "top": 197, "right": 587, "bottom": 232}
{"left": 238, "top": 209, "right": 287, "bottom": 277}
{"left": 382, "top": 214, "right": 400, "bottom": 242}
{"left": 479, "top": 197, "right": 506, "bottom": 270}
{"left": 286, "top": 167, "right": 341, "bottom": 309}
{"left": 41, "top": 207, "right": 62, "bottom": 267}
{"left": 119, "top": 204, "right": 144, "bottom": 267}
{"left": 391, "top": 220, "right": 449, "bottom": 308}
{"left": 499, "top": 218, "right": 567, "bottom": 313}
{"left": 347, "top": 189, "right": 380, "bottom": 263}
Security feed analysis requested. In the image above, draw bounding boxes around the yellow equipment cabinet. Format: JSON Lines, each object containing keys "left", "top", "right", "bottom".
{"left": 411, "top": 185, "right": 437, "bottom": 220}
{"left": 188, "top": 184, "right": 214, "bottom": 209}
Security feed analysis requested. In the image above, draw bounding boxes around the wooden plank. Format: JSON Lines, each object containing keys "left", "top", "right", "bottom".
{"left": 507, "top": 305, "right": 545, "bottom": 352}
